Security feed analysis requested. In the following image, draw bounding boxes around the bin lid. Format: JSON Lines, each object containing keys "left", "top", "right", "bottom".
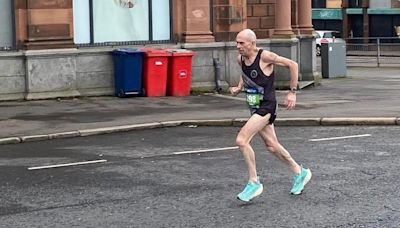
{"left": 112, "top": 48, "right": 144, "bottom": 55}
{"left": 167, "top": 49, "right": 195, "bottom": 57}
{"left": 141, "top": 48, "right": 172, "bottom": 57}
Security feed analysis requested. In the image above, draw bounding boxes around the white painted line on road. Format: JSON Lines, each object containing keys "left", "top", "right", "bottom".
{"left": 172, "top": 146, "right": 238, "bottom": 155}
{"left": 28, "top": 159, "right": 107, "bottom": 170}
{"left": 309, "top": 134, "right": 371, "bottom": 142}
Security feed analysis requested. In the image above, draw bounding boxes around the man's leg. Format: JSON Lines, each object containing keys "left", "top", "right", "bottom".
{"left": 236, "top": 114, "right": 271, "bottom": 182}
{"left": 235, "top": 114, "right": 270, "bottom": 202}
{"left": 258, "top": 124, "right": 301, "bottom": 174}
{"left": 258, "top": 124, "right": 312, "bottom": 194}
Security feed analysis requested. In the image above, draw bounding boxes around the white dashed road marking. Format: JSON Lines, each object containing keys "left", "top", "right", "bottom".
{"left": 28, "top": 159, "right": 107, "bottom": 170}
{"left": 172, "top": 146, "right": 238, "bottom": 155}
{"left": 309, "top": 134, "right": 371, "bottom": 142}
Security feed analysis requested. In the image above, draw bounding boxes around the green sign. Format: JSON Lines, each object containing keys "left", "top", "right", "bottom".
{"left": 346, "top": 8, "right": 363, "bottom": 14}
{"left": 312, "top": 9, "right": 342, "bottom": 20}
{"left": 368, "top": 8, "right": 400, "bottom": 15}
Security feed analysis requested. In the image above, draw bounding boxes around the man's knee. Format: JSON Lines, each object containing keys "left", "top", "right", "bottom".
{"left": 236, "top": 135, "right": 249, "bottom": 148}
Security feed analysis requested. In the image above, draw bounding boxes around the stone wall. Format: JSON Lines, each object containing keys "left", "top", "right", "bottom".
{"left": 0, "top": 39, "right": 318, "bottom": 101}
{"left": 0, "top": 48, "right": 116, "bottom": 101}
{"left": 0, "top": 52, "right": 25, "bottom": 101}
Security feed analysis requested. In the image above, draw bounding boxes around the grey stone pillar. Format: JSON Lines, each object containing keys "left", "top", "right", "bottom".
{"left": 24, "top": 49, "right": 79, "bottom": 100}
{"left": 269, "top": 38, "right": 299, "bottom": 89}
{"left": 298, "top": 36, "right": 321, "bottom": 86}
{"left": 0, "top": 52, "right": 25, "bottom": 101}
{"left": 225, "top": 41, "right": 242, "bottom": 86}
{"left": 297, "top": 0, "right": 319, "bottom": 86}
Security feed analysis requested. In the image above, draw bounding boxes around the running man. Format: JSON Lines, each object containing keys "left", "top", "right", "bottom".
{"left": 230, "top": 29, "right": 312, "bottom": 202}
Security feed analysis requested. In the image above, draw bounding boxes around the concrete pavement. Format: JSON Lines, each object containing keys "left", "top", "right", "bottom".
{"left": 0, "top": 67, "right": 399, "bottom": 145}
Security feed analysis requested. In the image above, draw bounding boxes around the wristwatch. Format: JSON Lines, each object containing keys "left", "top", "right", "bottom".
{"left": 290, "top": 88, "right": 297, "bottom": 94}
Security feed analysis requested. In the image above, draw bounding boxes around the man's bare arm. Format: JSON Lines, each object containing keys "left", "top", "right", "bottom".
{"left": 261, "top": 51, "right": 298, "bottom": 110}
{"left": 261, "top": 52, "right": 298, "bottom": 90}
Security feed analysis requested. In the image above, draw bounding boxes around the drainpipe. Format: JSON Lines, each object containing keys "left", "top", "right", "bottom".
{"left": 213, "top": 57, "right": 222, "bottom": 93}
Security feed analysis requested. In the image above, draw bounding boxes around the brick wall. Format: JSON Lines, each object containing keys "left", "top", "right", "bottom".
{"left": 14, "top": 0, "right": 74, "bottom": 49}
{"left": 247, "top": 0, "right": 275, "bottom": 38}
{"left": 213, "top": 0, "right": 247, "bottom": 41}
{"left": 392, "top": 0, "right": 400, "bottom": 8}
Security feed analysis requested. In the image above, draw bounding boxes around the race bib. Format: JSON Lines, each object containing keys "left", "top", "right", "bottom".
{"left": 246, "top": 92, "right": 261, "bottom": 106}
{"left": 246, "top": 89, "right": 261, "bottom": 106}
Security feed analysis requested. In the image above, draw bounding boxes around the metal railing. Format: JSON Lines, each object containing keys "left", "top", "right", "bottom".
{"left": 0, "top": 39, "right": 174, "bottom": 52}
{"left": 345, "top": 37, "right": 400, "bottom": 67}
{"left": 0, "top": 46, "right": 15, "bottom": 52}
{"left": 76, "top": 39, "right": 174, "bottom": 49}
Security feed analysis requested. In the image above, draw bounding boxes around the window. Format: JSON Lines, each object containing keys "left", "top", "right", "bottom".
{"left": 151, "top": 0, "right": 170, "bottom": 41}
{"left": 349, "top": 0, "right": 363, "bottom": 8}
{"left": 323, "top": 31, "right": 342, "bottom": 38}
{"left": 93, "top": 0, "right": 149, "bottom": 42}
{"left": 0, "top": 0, "right": 14, "bottom": 50}
{"left": 73, "top": 0, "right": 171, "bottom": 45}
{"left": 73, "top": 0, "right": 91, "bottom": 44}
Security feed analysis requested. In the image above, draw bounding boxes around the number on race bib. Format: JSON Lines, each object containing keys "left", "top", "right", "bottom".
{"left": 246, "top": 93, "right": 260, "bottom": 106}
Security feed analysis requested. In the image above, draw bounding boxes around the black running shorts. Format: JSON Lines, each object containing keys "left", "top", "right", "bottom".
{"left": 249, "top": 101, "right": 277, "bottom": 125}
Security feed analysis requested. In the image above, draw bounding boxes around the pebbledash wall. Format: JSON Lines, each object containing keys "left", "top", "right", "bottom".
{"left": 0, "top": 38, "right": 317, "bottom": 101}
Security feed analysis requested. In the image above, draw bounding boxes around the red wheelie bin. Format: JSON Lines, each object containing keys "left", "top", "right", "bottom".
{"left": 167, "top": 49, "right": 195, "bottom": 96}
{"left": 142, "top": 48, "right": 171, "bottom": 97}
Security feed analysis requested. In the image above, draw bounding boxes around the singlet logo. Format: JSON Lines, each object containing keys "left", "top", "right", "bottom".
{"left": 250, "top": 70, "right": 258, "bottom": 79}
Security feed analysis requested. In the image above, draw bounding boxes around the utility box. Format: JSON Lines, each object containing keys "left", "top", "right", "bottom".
{"left": 321, "top": 41, "right": 347, "bottom": 78}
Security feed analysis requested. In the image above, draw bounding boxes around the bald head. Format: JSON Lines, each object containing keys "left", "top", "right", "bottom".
{"left": 237, "top": 29, "right": 257, "bottom": 42}
{"left": 236, "top": 29, "right": 258, "bottom": 57}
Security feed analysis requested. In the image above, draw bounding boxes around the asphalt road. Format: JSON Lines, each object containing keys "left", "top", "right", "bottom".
{"left": 1, "top": 126, "right": 400, "bottom": 227}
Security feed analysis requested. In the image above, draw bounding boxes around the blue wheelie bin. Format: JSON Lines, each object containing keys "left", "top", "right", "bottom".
{"left": 112, "top": 48, "right": 144, "bottom": 97}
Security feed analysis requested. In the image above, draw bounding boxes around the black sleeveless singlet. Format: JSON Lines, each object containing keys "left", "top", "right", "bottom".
{"left": 241, "top": 49, "right": 277, "bottom": 124}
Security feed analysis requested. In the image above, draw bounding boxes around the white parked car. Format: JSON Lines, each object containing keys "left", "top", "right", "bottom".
{"left": 315, "top": 30, "right": 344, "bottom": 56}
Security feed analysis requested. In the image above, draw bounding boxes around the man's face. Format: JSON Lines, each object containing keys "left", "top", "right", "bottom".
{"left": 236, "top": 34, "right": 253, "bottom": 57}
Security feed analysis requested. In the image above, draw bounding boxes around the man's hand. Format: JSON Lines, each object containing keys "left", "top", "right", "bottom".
{"left": 284, "top": 92, "right": 296, "bottom": 110}
{"left": 229, "top": 87, "right": 242, "bottom": 96}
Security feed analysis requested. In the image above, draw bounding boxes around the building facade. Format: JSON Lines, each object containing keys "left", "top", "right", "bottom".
{"left": 0, "top": 0, "right": 318, "bottom": 101}
{"left": 312, "top": 0, "right": 400, "bottom": 38}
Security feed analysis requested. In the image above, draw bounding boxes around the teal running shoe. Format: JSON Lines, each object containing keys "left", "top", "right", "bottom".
{"left": 290, "top": 165, "right": 312, "bottom": 195}
{"left": 237, "top": 179, "right": 264, "bottom": 202}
